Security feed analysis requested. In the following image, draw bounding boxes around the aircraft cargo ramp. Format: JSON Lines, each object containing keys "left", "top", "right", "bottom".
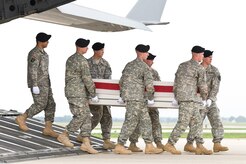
{"left": 0, "top": 109, "right": 107, "bottom": 163}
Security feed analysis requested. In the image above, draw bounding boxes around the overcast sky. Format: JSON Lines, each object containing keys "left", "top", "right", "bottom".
{"left": 0, "top": 0, "right": 246, "bottom": 118}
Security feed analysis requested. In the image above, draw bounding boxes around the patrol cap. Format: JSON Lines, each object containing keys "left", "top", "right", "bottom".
{"left": 204, "top": 50, "right": 213, "bottom": 58}
{"left": 191, "top": 45, "right": 205, "bottom": 53}
{"left": 147, "top": 53, "right": 156, "bottom": 60}
{"left": 75, "top": 38, "right": 90, "bottom": 48}
{"left": 92, "top": 42, "right": 105, "bottom": 50}
{"left": 135, "top": 44, "right": 150, "bottom": 53}
{"left": 36, "top": 32, "right": 51, "bottom": 42}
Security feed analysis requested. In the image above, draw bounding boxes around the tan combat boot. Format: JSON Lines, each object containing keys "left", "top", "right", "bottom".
{"left": 43, "top": 121, "right": 59, "bottom": 138}
{"left": 145, "top": 143, "right": 163, "bottom": 154}
{"left": 77, "top": 135, "right": 83, "bottom": 142}
{"left": 127, "top": 142, "right": 143, "bottom": 152}
{"left": 164, "top": 143, "right": 181, "bottom": 155}
{"left": 156, "top": 141, "right": 165, "bottom": 151}
{"left": 114, "top": 144, "right": 132, "bottom": 154}
{"left": 195, "top": 143, "right": 213, "bottom": 155}
{"left": 15, "top": 113, "right": 29, "bottom": 131}
{"left": 184, "top": 142, "right": 196, "bottom": 153}
{"left": 103, "top": 139, "right": 115, "bottom": 149}
{"left": 80, "top": 137, "right": 98, "bottom": 154}
{"left": 57, "top": 131, "right": 74, "bottom": 148}
{"left": 213, "top": 142, "right": 229, "bottom": 152}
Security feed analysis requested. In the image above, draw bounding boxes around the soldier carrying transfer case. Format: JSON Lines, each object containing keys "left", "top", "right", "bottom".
{"left": 16, "top": 32, "right": 58, "bottom": 138}
{"left": 127, "top": 53, "right": 165, "bottom": 152}
{"left": 114, "top": 44, "right": 163, "bottom": 154}
{"left": 164, "top": 45, "right": 213, "bottom": 155}
{"left": 77, "top": 42, "right": 115, "bottom": 149}
{"left": 57, "top": 38, "right": 99, "bottom": 154}
{"left": 185, "top": 50, "right": 229, "bottom": 153}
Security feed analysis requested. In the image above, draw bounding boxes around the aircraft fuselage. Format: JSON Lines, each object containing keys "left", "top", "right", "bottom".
{"left": 0, "top": 0, "right": 75, "bottom": 24}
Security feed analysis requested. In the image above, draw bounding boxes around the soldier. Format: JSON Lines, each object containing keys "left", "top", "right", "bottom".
{"left": 57, "top": 38, "right": 99, "bottom": 154}
{"left": 127, "top": 53, "right": 165, "bottom": 152}
{"left": 114, "top": 44, "right": 163, "bottom": 154}
{"left": 164, "top": 45, "right": 213, "bottom": 155}
{"left": 78, "top": 42, "right": 115, "bottom": 149}
{"left": 185, "top": 50, "right": 229, "bottom": 153}
{"left": 16, "top": 32, "right": 58, "bottom": 138}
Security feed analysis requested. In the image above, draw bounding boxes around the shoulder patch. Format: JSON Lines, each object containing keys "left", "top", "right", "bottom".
{"left": 218, "top": 75, "right": 221, "bottom": 81}
{"left": 30, "top": 58, "right": 36, "bottom": 63}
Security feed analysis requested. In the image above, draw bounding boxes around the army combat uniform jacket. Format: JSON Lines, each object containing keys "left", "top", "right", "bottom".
{"left": 120, "top": 58, "right": 154, "bottom": 102}
{"left": 87, "top": 57, "right": 112, "bottom": 79}
{"left": 206, "top": 64, "right": 220, "bottom": 102}
{"left": 27, "top": 46, "right": 50, "bottom": 88}
{"left": 174, "top": 59, "right": 207, "bottom": 102}
{"left": 65, "top": 53, "right": 96, "bottom": 98}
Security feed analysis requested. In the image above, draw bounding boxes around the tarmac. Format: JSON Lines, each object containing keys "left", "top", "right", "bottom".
{"left": 17, "top": 138, "right": 246, "bottom": 164}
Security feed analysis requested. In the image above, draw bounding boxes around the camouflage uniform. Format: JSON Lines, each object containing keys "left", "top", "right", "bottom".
{"left": 65, "top": 53, "right": 96, "bottom": 137}
{"left": 168, "top": 59, "right": 207, "bottom": 145}
{"left": 129, "top": 68, "right": 163, "bottom": 144}
{"left": 87, "top": 57, "right": 113, "bottom": 140}
{"left": 117, "top": 58, "right": 155, "bottom": 145}
{"left": 26, "top": 46, "right": 56, "bottom": 122}
{"left": 187, "top": 64, "right": 224, "bottom": 143}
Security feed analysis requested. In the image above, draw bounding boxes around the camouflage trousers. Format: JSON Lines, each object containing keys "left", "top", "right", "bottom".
{"left": 187, "top": 102, "right": 224, "bottom": 143}
{"left": 117, "top": 101, "right": 153, "bottom": 145}
{"left": 90, "top": 105, "right": 112, "bottom": 140}
{"left": 66, "top": 97, "right": 91, "bottom": 137}
{"left": 26, "top": 85, "right": 56, "bottom": 122}
{"left": 168, "top": 102, "right": 204, "bottom": 145}
{"left": 129, "top": 107, "right": 163, "bottom": 144}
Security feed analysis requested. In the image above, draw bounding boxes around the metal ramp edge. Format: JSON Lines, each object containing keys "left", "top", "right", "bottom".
{"left": 0, "top": 109, "right": 109, "bottom": 163}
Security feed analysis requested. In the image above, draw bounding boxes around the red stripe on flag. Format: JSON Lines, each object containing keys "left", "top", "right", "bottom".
{"left": 95, "top": 82, "right": 120, "bottom": 90}
{"left": 94, "top": 82, "right": 173, "bottom": 93}
{"left": 154, "top": 86, "right": 173, "bottom": 93}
